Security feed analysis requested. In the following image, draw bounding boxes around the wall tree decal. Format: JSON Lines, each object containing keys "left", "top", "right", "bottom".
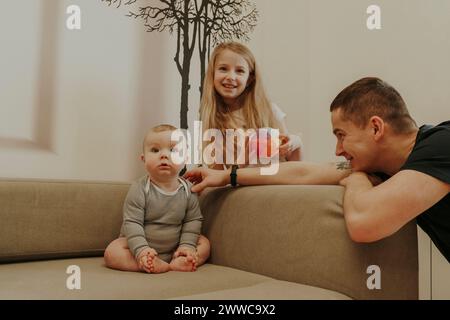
{"left": 102, "top": 0, "right": 258, "bottom": 129}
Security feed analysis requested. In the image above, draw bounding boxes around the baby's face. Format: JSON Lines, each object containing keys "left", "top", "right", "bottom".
{"left": 141, "top": 131, "right": 185, "bottom": 179}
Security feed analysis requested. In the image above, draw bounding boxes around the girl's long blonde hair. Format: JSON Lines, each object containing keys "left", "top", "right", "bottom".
{"left": 199, "top": 42, "right": 281, "bottom": 133}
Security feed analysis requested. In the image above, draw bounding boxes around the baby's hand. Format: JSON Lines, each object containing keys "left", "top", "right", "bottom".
{"left": 174, "top": 246, "right": 198, "bottom": 265}
{"left": 137, "top": 247, "right": 157, "bottom": 272}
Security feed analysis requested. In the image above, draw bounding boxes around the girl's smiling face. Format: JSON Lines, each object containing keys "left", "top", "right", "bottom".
{"left": 213, "top": 49, "right": 251, "bottom": 107}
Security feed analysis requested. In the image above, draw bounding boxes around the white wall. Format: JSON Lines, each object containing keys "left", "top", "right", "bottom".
{"left": 307, "top": 0, "right": 450, "bottom": 163}
{"left": 0, "top": 0, "right": 179, "bottom": 181}
{"left": 4, "top": 0, "right": 448, "bottom": 180}
{"left": 250, "top": 0, "right": 310, "bottom": 156}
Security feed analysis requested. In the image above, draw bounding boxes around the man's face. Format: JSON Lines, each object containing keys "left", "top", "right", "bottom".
{"left": 331, "top": 109, "right": 379, "bottom": 172}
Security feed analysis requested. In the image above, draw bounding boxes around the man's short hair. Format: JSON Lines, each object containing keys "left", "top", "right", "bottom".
{"left": 330, "top": 77, "right": 417, "bottom": 134}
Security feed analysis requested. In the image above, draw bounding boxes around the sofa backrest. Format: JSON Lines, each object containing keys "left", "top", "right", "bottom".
{"left": 0, "top": 179, "right": 128, "bottom": 263}
{"left": 200, "top": 185, "right": 419, "bottom": 300}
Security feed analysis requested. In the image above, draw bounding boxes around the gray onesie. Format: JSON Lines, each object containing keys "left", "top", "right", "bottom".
{"left": 120, "top": 175, "right": 203, "bottom": 263}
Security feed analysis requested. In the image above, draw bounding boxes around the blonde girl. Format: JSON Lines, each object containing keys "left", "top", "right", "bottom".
{"left": 199, "top": 41, "right": 303, "bottom": 169}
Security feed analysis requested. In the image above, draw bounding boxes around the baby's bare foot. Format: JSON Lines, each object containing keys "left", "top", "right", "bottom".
{"left": 147, "top": 255, "right": 170, "bottom": 274}
{"left": 170, "top": 256, "right": 196, "bottom": 272}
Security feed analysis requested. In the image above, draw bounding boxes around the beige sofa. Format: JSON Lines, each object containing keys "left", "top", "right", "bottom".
{"left": 0, "top": 179, "right": 418, "bottom": 299}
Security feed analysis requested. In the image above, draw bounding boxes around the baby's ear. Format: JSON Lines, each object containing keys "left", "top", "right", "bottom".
{"left": 140, "top": 154, "right": 145, "bottom": 162}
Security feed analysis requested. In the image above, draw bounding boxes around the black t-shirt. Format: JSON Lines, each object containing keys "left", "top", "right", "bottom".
{"left": 400, "top": 121, "right": 450, "bottom": 263}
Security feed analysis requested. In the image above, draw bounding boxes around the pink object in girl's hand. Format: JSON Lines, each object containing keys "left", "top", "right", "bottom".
{"left": 249, "top": 130, "right": 288, "bottom": 159}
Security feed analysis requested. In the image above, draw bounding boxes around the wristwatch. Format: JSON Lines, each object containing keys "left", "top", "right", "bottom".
{"left": 230, "top": 165, "right": 239, "bottom": 187}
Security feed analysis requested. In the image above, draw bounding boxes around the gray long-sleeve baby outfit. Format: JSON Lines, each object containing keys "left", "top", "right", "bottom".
{"left": 120, "top": 175, "right": 203, "bottom": 263}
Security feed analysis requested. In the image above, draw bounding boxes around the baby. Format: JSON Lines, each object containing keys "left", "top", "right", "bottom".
{"left": 104, "top": 124, "right": 210, "bottom": 273}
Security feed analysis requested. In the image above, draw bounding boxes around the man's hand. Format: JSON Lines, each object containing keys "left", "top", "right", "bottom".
{"left": 136, "top": 247, "right": 157, "bottom": 273}
{"left": 184, "top": 167, "right": 229, "bottom": 193}
{"left": 367, "top": 174, "right": 384, "bottom": 186}
{"left": 340, "top": 171, "right": 382, "bottom": 187}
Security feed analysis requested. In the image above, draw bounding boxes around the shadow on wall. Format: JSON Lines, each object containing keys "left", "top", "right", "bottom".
{"left": 0, "top": 0, "right": 58, "bottom": 152}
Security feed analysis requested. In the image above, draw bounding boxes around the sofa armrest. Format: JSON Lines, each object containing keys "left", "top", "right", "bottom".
{"left": 200, "top": 185, "right": 418, "bottom": 300}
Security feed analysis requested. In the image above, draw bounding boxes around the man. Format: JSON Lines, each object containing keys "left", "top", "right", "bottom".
{"left": 184, "top": 77, "right": 450, "bottom": 262}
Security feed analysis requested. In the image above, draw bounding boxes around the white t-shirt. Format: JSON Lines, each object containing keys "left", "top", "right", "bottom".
{"left": 271, "top": 103, "right": 287, "bottom": 124}
{"left": 227, "top": 103, "right": 286, "bottom": 131}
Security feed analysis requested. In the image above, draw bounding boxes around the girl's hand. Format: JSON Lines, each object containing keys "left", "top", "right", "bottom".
{"left": 184, "top": 167, "right": 229, "bottom": 193}
{"left": 278, "top": 135, "right": 291, "bottom": 158}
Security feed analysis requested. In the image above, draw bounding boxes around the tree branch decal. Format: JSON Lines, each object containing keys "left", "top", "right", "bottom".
{"left": 102, "top": 0, "right": 258, "bottom": 129}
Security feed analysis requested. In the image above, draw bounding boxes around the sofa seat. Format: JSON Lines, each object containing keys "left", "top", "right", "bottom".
{"left": 0, "top": 257, "right": 350, "bottom": 300}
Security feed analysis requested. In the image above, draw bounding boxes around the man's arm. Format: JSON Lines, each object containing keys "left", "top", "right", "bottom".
{"left": 184, "top": 161, "right": 351, "bottom": 193}
{"left": 341, "top": 170, "right": 450, "bottom": 243}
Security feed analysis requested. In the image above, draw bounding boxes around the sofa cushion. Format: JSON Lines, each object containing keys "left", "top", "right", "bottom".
{"left": 0, "top": 257, "right": 350, "bottom": 300}
{"left": 0, "top": 179, "right": 128, "bottom": 263}
{"left": 172, "top": 280, "right": 350, "bottom": 300}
